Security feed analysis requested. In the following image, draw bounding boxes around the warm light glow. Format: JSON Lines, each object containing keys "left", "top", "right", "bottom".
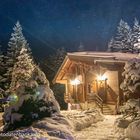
{"left": 8, "top": 94, "right": 18, "bottom": 103}
{"left": 97, "top": 75, "right": 107, "bottom": 81}
{"left": 70, "top": 78, "right": 81, "bottom": 85}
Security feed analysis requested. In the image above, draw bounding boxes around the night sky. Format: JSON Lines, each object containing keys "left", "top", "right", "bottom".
{"left": 0, "top": 0, "right": 140, "bottom": 60}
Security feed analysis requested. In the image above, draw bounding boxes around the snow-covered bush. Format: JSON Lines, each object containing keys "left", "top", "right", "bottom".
{"left": 119, "top": 98, "right": 140, "bottom": 121}
{"left": 0, "top": 115, "right": 75, "bottom": 140}
{"left": 114, "top": 99, "right": 140, "bottom": 139}
{"left": 120, "top": 58, "right": 140, "bottom": 99}
{"left": 125, "top": 120, "right": 140, "bottom": 140}
{"left": 114, "top": 117, "right": 130, "bottom": 140}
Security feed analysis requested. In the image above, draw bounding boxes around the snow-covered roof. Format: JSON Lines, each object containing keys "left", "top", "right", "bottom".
{"left": 67, "top": 51, "right": 139, "bottom": 62}
{"left": 53, "top": 51, "right": 140, "bottom": 83}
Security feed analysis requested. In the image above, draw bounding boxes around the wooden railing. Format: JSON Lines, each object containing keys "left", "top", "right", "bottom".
{"left": 94, "top": 94, "right": 103, "bottom": 113}
{"left": 65, "top": 92, "right": 104, "bottom": 112}
{"left": 87, "top": 93, "right": 103, "bottom": 113}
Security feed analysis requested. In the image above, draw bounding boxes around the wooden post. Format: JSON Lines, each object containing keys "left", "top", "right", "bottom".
{"left": 81, "top": 64, "right": 85, "bottom": 102}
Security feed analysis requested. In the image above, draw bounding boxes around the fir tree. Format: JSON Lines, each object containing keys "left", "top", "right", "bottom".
{"left": 46, "top": 47, "right": 66, "bottom": 80}
{"left": 107, "top": 38, "right": 115, "bottom": 52}
{"left": 133, "top": 37, "right": 140, "bottom": 53}
{"left": 0, "top": 45, "right": 6, "bottom": 91}
{"left": 114, "top": 19, "right": 132, "bottom": 52}
{"left": 42, "top": 47, "right": 67, "bottom": 110}
{"left": 108, "top": 20, "right": 133, "bottom": 53}
{"left": 10, "top": 47, "right": 34, "bottom": 90}
{"left": 132, "top": 18, "right": 140, "bottom": 53}
{"left": 5, "top": 21, "right": 30, "bottom": 89}
{"left": 132, "top": 18, "right": 140, "bottom": 44}
{"left": 3, "top": 47, "right": 60, "bottom": 132}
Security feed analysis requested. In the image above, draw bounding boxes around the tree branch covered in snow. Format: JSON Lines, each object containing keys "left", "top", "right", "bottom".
{"left": 120, "top": 98, "right": 140, "bottom": 121}
{"left": 120, "top": 58, "right": 140, "bottom": 99}
{"left": 108, "top": 18, "right": 140, "bottom": 53}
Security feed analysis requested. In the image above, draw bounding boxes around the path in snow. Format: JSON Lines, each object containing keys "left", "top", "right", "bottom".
{"left": 74, "top": 115, "right": 120, "bottom": 140}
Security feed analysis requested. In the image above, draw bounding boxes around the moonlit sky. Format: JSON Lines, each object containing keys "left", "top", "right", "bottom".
{"left": 0, "top": 0, "right": 140, "bottom": 59}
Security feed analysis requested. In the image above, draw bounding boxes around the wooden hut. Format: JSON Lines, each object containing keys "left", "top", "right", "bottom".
{"left": 53, "top": 52, "right": 139, "bottom": 114}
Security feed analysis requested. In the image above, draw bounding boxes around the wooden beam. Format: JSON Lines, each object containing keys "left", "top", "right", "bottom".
{"left": 55, "top": 79, "right": 67, "bottom": 84}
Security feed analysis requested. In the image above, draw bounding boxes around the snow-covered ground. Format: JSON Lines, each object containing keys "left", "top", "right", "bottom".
{"left": 74, "top": 115, "right": 120, "bottom": 140}
{"left": 0, "top": 111, "right": 125, "bottom": 140}
{"left": 0, "top": 109, "right": 104, "bottom": 140}
{"left": 61, "top": 109, "right": 104, "bottom": 131}
{"left": 0, "top": 114, "right": 75, "bottom": 140}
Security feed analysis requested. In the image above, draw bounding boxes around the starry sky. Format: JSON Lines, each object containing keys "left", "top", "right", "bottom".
{"left": 0, "top": 0, "right": 140, "bottom": 59}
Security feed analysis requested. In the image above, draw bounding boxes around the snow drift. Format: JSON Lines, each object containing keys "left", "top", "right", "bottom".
{"left": 114, "top": 98, "right": 140, "bottom": 140}
{"left": 62, "top": 109, "right": 103, "bottom": 131}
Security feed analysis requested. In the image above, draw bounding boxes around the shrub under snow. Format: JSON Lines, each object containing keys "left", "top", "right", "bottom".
{"left": 114, "top": 98, "right": 140, "bottom": 140}
{"left": 0, "top": 114, "right": 75, "bottom": 140}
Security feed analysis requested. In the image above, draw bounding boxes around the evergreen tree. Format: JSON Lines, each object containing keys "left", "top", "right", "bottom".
{"left": 42, "top": 47, "right": 67, "bottom": 110}
{"left": 108, "top": 20, "right": 133, "bottom": 52}
{"left": 46, "top": 47, "right": 66, "bottom": 81}
{"left": 3, "top": 47, "right": 60, "bottom": 132}
{"left": 114, "top": 19, "right": 132, "bottom": 52}
{"left": 132, "top": 18, "right": 140, "bottom": 44}
{"left": 10, "top": 47, "right": 34, "bottom": 90}
{"left": 107, "top": 38, "right": 115, "bottom": 52}
{"left": 133, "top": 37, "right": 140, "bottom": 53}
{"left": 132, "top": 18, "right": 140, "bottom": 53}
{"left": 4, "top": 21, "right": 30, "bottom": 89}
{"left": 0, "top": 45, "right": 6, "bottom": 91}
{"left": 120, "top": 58, "right": 140, "bottom": 100}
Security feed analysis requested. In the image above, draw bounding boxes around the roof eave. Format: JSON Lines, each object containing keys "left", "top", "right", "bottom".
{"left": 52, "top": 55, "right": 69, "bottom": 84}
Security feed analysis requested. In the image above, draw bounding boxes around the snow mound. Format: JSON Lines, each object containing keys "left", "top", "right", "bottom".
{"left": 0, "top": 115, "right": 75, "bottom": 140}
{"left": 62, "top": 109, "right": 103, "bottom": 131}
{"left": 114, "top": 99, "right": 140, "bottom": 140}
{"left": 125, "top": 120, "right": 140, "bottom": 140}
{"left": 114, "top": 117, "right": 130, "bottom": 139}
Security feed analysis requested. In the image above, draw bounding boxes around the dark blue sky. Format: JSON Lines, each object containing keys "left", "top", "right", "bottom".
{"left": 0, "top": 0, "right": 140, "bottom": 59}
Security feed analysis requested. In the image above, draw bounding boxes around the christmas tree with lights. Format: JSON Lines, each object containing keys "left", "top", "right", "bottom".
{"left": 4, "top": 21, "right": 31, "bottom": 90}
{"left": 3, "top": 33, "right": 60, "bottom": 132}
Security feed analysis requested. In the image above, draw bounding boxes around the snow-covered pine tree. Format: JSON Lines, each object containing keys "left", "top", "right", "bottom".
{"left": 78, "top": 42, "right": 85, "bottom": 52}
{"left": 3, "top": 47, "right": 60, "bottom": 132}
{"left": 133, "top": 37, "right": 140, "bottom": 53}
{"left": 107, "top": 38, "right": 115, "bottom": 52}
{"left": 0, "top": 45, "right": 6, "bottom": 91}
{"left": 120, "top": 58, "right": 140, "bottom": 100}
{"left": 4, "top": 21, "right": 30, "bottom": 89}
{"left": 10, "top": 47, "right": 34, "bottom": 90}
{"left": 132, "top": 18, "right": 140, "bottom": 53}
{"left": 46, "top": 47, "right": 66, "bottom": 80}
{"left": 112, "top": 20, "right": 132, "bottom": 52}
{"left": 132, "top": 18, "right": 140, "bottom": 43}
